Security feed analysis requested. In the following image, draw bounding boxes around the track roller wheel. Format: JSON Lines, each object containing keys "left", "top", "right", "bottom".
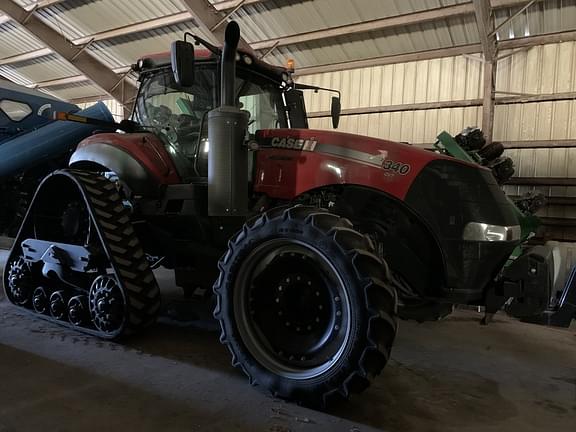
{"left": 6, "top": 257, "right": 34, "bottom": 306}
{"left": 68, "top": 296, "right": 89, "bottom": 326}
{"left": 214, "top": 205, "right": 398, "bottom": 407}
{"left": 32, "top": 287, "right": 49, "bottom": 314}
{"left": 50, "top": 291, "right": 67, "bottom": 320}
{"left": 89, "top": 275, "right": 126, "bottom": 335}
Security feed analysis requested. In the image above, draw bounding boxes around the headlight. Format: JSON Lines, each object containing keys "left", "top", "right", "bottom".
{"left": 462, "top": 222, "right": 521, "bottom": 242}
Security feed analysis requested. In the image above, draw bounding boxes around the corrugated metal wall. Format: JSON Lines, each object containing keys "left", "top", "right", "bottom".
{"left": 300, "top": 40, "right": 576, "bottom": 143}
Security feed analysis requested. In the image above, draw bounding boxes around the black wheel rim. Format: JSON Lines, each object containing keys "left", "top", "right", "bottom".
{"left": 234, "top": 239, "right": 351, "bottom": 380}
{"left": 89, "top": 275, "right": 126, "bottom": 334}
{"left": 50, "top": 291, "right": 67, "bottom": 320}
{"left": 32, "top": 287, "right": 49, "bottom": 314}
{"left": 68, "top": 295, "right": 88, "bottom": 326}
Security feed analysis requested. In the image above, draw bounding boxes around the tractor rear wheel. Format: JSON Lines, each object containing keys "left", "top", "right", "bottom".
{"left": 214, "top": 205, "right": 397, "bottom": 407}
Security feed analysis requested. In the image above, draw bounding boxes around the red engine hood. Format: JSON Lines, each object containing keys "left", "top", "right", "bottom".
{"left": 257, "top": 128, "right": 457, "bottom": 164}
{"left": 254, "top": 129, "right": 473, "bottom": 201}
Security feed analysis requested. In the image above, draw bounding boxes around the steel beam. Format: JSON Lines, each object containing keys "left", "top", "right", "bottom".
{"left": 0, "top": 48, "right": 52, "bottom": 65}
{"left": 0, "top": 0, "right": 137, "bottom": 117}
{"left": 503, "top": 140, "right": 576, "bottom": 148}
{"left": 179, "top": 0, "right": 255, "bottom": 54}
{"left": 0, "top": 0, "right": 64, "bottom": 25}
{"left": 507, "top": 177, "right": 576, "bottom": 186}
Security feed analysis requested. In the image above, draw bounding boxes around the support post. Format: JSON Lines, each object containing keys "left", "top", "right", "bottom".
{"left": 482, "top": 60, "right": 496, "bottom": 144}
{"left": 473, "top": 0, "right": 497, "bottom": 144}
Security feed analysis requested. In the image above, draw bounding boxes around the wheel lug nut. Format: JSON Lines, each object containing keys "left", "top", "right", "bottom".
{"left": 275, "top": 298, "right": 280, "bottom": 303}
{"left": 300, "top": 356, "right": 306, "bottom": 361}
{"left": 318, "top": 305, "right": 323, "bottom": 310}
{"left": 307, "top": 281, "right": 312, "bottom": 286}
{"left": 315, "top": 317, "right": 320, "bottom": 322}
{"left": 315, "top": 291, "right": 320, "bottom": 296}
{"left": 335, "top": 296, "right": 340, "bottom": 302}
{"left": 334, "top": 325, "right": 340, "bottom": 330}
{"left": 296, "top": 276, "right": 301, "bottom": 281}
{"left": 286, "top": 277, "right": 290, "bottom": 283}
{"left": 336, "top": 311, "right": 341, "bottom": 316}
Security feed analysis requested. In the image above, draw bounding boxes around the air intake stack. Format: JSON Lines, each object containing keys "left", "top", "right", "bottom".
{"left": 207, "top": 21, "right": 250, "bottom": 216}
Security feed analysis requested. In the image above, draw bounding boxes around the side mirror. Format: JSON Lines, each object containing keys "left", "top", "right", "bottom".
{"left": 331, "top": 96, "right": 341, "bottom": 129}
{"left": 171, "top": 40, "right": 195, "bottom": 87}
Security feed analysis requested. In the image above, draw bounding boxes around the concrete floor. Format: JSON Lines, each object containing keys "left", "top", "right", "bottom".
{"left": 0, "top": 249, "right": 575, "bottom": 432}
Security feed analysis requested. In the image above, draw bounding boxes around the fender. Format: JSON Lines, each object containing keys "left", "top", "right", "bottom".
{"left": 69, "top": 132, "right": 181, "bottom": 196}
{"left": 296, "top": 184, "right": 446, "bottom": 298}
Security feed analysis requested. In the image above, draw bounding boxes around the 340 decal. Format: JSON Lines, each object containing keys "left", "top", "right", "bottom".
{"left": 382, "top": 160, "right": 411, "bottom": 175}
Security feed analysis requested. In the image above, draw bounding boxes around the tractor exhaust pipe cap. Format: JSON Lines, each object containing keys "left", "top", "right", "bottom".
{"left": 221, "top": 21, "right": 240, "bottom": 107}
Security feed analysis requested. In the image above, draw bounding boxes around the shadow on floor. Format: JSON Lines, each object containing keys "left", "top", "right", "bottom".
{"left": 0, "top": 344, "right": 260, "bottom": 432}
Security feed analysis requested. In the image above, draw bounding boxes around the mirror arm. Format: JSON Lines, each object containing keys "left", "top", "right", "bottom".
{"left": 184, "top": 32, "right": 221, "bottom": 56}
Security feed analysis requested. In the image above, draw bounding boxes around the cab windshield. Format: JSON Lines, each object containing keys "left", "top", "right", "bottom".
{"left": 135, "top": 66, "right": 288, "bottom": 152}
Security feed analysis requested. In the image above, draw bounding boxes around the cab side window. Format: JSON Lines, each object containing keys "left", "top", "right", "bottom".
{"left": 0, "top": 99, "right": 32, "bottom": 122}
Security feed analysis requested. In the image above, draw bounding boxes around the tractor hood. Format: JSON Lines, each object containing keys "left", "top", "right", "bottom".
{"left": 257, "top": 128, "right": 464, "bottom": 168}
{"left": 255, "top": 128, "right": 477, "bottom": 200}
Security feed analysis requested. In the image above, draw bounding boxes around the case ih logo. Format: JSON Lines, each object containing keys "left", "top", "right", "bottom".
{"left": 270, "top": 137, "right": 318, "bottom": 151}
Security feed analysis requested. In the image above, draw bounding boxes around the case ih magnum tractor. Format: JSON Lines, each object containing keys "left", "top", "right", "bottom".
{"left": 4, "top": 22, "right": 553, "bottom": 406}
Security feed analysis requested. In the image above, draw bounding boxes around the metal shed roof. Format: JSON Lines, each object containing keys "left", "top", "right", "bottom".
{"left": 0, "top": 0, "right": 574, "bottom": 103}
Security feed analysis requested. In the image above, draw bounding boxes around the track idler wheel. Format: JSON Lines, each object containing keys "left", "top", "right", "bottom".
{"left": 32, "top": 287, "right": 49, "bottom": 314}
{"left": 6, "top": 257, "right": 34, "bottom": 306}
{"left": 68, "top": 296, "right": 89, "bottom": 326}
{"left": 89, "top": 275, "right": 125, "bottom": 335}
{"left": 49, "top": 291, "right": 67, "bottom": 320}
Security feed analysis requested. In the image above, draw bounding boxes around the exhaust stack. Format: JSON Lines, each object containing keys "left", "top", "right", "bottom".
{"left": 207, "top": 21, "right": 250, "bottom": 216}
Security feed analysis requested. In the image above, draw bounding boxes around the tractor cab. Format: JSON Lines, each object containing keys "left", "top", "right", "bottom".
{"left": 131, "top": 49, "right": 309, "bottom": 179}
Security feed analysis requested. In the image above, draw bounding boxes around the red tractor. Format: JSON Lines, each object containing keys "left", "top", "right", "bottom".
{"left": 4, "top": 22, "right": 547, "bottom": 406}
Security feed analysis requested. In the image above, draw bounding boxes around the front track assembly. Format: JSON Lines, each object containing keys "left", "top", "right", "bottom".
{"left": 3, "top": 169, "right": 161, "bottom": 339}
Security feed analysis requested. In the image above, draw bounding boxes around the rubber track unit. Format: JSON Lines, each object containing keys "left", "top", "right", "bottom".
{"left": 213, "top": 205, "right": 398, "bottom": 407}
{"left": 4, "top": 169, "right": 161, "bottom": 339}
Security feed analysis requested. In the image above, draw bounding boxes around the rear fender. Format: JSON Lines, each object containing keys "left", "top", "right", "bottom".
{"left": 69, "top": 143, "right": 160, "bottom": 196}
{"left": 69, "top": 132, "right": 181, "bottom": 196}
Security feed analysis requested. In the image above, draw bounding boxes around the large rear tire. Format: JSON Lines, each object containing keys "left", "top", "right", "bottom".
{"left": 214, "top": 205, "right": 398, "bottom": 407}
